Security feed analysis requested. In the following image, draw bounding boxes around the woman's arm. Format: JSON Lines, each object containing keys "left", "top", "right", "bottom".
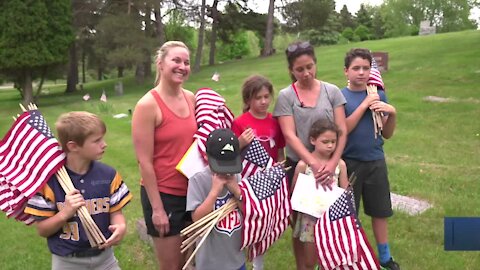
{"left": 132, "top": 96, "right": 169, "bottom": 236}
{"left": 277, "top": 116, "right": 316, "bottom": 167}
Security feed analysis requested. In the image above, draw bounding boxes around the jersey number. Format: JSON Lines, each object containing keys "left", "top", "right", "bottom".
{"left": 60, "top": 222, "right": 80, "bottom": 241}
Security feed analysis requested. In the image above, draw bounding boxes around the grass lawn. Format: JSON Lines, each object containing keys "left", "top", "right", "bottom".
{"left": 1, "top": 29, "right": 479, "bottom": 269}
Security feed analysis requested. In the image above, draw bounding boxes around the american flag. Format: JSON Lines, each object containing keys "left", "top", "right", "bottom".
{"left": 100, "top": 90, "right": 107, "bottom": 102}
{"left": 193, "top": 88, "right": 234, "bottom": 158}
{"left": 0, "top": 110, "right": 65, "bottom": 224}
{"left": 239, "top": 161, "right": 290, "bottom": 259}
{"left": 314, "top": 188, "right": 380, "bottom": 270}
{"left": 241, "top": 139, "right": 274, "bottom": 179}
{"left": 368, "top": 56, "right": 385, "bottom": 90}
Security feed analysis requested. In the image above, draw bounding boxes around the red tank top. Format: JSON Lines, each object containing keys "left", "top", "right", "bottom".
{"left": 146, "top": 90, "right": 196, "bottom": 196}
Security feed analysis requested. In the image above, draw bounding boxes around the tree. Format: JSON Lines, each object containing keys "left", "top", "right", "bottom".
{"left": 282, "top": 0, "right": 335, "bottom": 33}
{"left": 356, "top": 4, "right": 373, "bottom": 29}
{"left": 193, "top": 0, "right": 207, "bottom": 72}
{"left": 0, "top": 0, "right": 73, "bottom": 104}
{"left": 339, "top": 4, "right": 356, "bottom": 30}
{"left": 262, "top": 0, "right": 276, "bottom": 56}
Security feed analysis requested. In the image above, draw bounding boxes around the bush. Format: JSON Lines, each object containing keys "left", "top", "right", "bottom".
{"left": 217, "top": 31, "right": 250, "bottom": 61}
{"left": 300, "top": 29, "right": 340, "bottom": 46}
{"left": 354, "top": 25, "right": 371, "bottom": 41}
{"left": 342, "top": 27, "right": 354, "bottom": 41}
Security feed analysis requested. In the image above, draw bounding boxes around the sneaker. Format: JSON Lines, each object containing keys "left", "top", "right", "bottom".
{"left": 380, "top": 258, "right": 400, "bottom": 270}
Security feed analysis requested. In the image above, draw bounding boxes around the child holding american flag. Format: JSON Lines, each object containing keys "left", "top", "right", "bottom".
{"left": 291, "top": 119, "right": 349, "bottom": 270}
{"left": 342, "top": 48, "right": 399, "bottom": 270}
{"left": 186, "top": 128, "right": 245, "bottom": 270}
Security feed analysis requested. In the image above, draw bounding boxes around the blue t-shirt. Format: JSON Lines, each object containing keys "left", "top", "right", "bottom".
{"left": 341, "top": 87, "right": 388, "bottom": 161}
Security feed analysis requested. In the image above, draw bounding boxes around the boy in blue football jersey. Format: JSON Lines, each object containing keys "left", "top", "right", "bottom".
{"left": 25, "top": 111, "right": 132, "bottom": 270}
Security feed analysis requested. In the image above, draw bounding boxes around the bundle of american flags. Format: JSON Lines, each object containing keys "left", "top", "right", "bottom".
{"left": 0, "top": 107, "right": 65, "bottom": 224}
{"left": 1, "top": 104, "right": 106, "bottom": 247}
{"left": 367, "top": 56, "right": 386, "bottom": 138}
{"left": 239, "top": 139, "right": 291, "bottom": 259}
{"left": 193, "top": 88, "right": 234, "bottom": 158}
{"left": 368, "top": 56, "right": 385, "bottom": 91}
{"left": 314, "top": 187, "right": 380, "bottom": 270}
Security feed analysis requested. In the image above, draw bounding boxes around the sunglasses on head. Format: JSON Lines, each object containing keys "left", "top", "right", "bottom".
{"left": 287, "top": 41, "right": 311, "bottom": 53}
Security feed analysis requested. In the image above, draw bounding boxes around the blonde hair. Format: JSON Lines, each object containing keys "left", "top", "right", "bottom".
{"left": 55, "top": 111, "right": 106, "bottom": 152}
{"left": 154, "top": 41, "right": 189, "bottom": 86}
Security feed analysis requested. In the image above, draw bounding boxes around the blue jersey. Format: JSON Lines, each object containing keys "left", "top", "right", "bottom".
{"left": 24, "top": 161, "right": 132, "bottom": 256}
{"left": 341, "top": 87, "right": 388, "bottom": 161}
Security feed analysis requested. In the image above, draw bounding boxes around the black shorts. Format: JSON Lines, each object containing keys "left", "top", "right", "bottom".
{"left": 344, "top": 158, "right": 393, "bottom": 218}
{"left": 140, "top": 186, "right": 191, "bottom": 237}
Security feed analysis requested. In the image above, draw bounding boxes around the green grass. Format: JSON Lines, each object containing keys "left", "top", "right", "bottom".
{"left": 1, "top": 30, "right": 480, "bottom": 269}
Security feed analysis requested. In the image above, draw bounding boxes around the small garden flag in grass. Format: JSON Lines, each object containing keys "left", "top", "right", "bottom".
{"left": 100, "top": 90, "right": 107, "bottom": 102}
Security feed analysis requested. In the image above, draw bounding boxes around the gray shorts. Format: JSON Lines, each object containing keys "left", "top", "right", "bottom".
{"left": 52, "top": 248, "right": 120, "bottom": 270}
{"left": 344, "top": 158, "right": 393, "bottom": 218}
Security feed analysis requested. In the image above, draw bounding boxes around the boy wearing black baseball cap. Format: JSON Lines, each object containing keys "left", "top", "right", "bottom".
{"left": 186, "top": 128, "right": 246, "bottom": 270}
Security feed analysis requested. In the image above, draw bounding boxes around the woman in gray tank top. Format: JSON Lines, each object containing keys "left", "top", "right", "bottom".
{"left": 272, "top": 41, "right": 347, "bottom": 269}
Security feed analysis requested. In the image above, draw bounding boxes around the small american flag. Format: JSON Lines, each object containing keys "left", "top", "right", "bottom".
{"left": 368, "top": 57, "right": 385, "bottom": 90}
{"left": 100, "top": 90, "right": 107, "bottom": 102}
{"left": 241, "top": 139, "right": 274, "bottom": 179}
{"left": 193, "top": 88, "right": 234, "bottom": 157}
{"left": 314, "top": 188, "right": 380, "bottom": 270}
{"left": 0, "top": 110, "right": 65, "bottom": 224}
{"left": 239, "top": 163, "right": 291, "bottom": 259}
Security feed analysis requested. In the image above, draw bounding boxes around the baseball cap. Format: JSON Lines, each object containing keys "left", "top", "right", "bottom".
{"left": 206, "top": 128, "right": 242, "bottom": 174}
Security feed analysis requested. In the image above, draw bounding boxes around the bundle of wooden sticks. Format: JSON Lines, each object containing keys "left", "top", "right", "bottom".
{"left": 19, "top": 103, "right": 106, "bottom": 247}
{"left": 180, "top": 199, "right": 238, "bottom": 270}
{"left": 366, "top": 85, "right": 383, "bottom": 138}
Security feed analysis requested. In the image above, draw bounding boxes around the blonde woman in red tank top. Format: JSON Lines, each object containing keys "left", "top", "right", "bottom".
{"left": 132, "top": 41, "right": 197, "bottom": 270}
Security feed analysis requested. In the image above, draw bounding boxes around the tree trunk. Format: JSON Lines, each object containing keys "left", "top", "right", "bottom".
{"left": 135, "top": 64, "right": 145, "bottom": 84}
{"left": 209, "top": 0, "right": 219, "bottom": 66}
{"left": 193, "top": 0, "right": 207, "bottom": 72}
{"left": 65, "top": 41, "right": 78, "bottom": 93}
{"left": 97, "top": 67, "right": 103, "bottom": 81}
{"left": 118, "top": 66, "right": 124, "bottom": 78}
{"left": 154, "top": 2, "right": 166, "bottom": 45}
{"left": 262, "top": 0, "right": 275, "bottom": 57}
{"left": 81, "top": 48, "right": 86, "bottom": 83}
{"left": 22, "top": 70, "right": 34, "bottom": 105}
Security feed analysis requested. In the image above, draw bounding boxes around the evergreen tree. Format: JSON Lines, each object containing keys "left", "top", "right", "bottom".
{"left": 339, "top": 4, "right": 356, "bottom": 30}
{"left": 0, "top": 0, "right": 73, "bottom": 104}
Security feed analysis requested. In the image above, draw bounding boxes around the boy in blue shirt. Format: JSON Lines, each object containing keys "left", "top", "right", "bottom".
{"left": 342, "top": 48, "right": 399, "bottom": 270}
{"left": 25, "top": 111, "right": 132, "bottom": 270}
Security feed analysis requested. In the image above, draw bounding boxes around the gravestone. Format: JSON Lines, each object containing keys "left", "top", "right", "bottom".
{"left": 419, "top": 20, "right": 436, "bottom": 36}
{"left": 372, "top": 52, "right": 389, "bottom": 72}
{"left": 115, "top": 82, "right": 124, "bottom": 96}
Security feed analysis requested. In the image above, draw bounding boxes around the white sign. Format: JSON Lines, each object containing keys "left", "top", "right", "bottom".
{"left": 290, "top": 173, "right": 345, "bottom": 218}
{"left": 176, "top": 139, "right": 207, "bottom": 180}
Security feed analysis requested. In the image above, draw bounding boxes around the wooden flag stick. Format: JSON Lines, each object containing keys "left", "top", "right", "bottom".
{"left": 181, "top": 200, "right": 237, "bottom": 236}
{"left": 181, "top": 201, "right": 238, "bottom": 253}
{"left": 182, "top": 204, "right": 228, "bottom": 270}
{"left": 19, "top": 103, "right": 26, "bottom": 112}
{"left": 56, "top": 167, "right": 106, "bottom": 245}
